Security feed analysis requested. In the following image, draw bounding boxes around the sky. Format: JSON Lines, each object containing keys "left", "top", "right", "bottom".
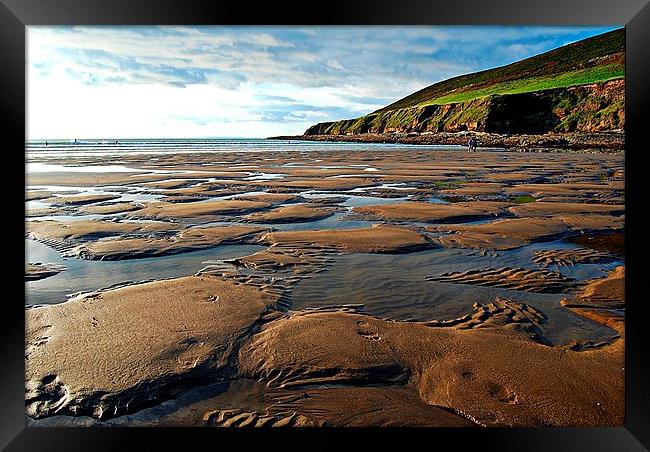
{"left": 26, "top": 25, "right": 617, "bottom": 139}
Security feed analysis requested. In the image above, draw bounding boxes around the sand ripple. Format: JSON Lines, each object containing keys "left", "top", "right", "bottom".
{"left": 427, "top": 267, "right": 576, "bottom": 293}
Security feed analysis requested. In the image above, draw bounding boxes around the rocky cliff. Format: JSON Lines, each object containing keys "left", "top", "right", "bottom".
{"left": 305, "top": 79, "right": 624, "bottom": 136}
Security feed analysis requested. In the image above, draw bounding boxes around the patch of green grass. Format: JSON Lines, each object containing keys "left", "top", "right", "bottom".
{"left": 417, "top": 64, "right": 624, "bottom": 106}
{"left": 375, "top": 28, "right": 624, "bottom": 113}
{"left": 509, "top": 195, "right": 536, "bottom": 204}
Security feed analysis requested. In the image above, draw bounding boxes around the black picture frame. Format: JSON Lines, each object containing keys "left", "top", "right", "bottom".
{"left": 2, "top": 0, "right": 648, "bottom": 450}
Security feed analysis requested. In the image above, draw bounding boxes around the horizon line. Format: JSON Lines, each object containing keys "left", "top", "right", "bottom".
{"left": 25, "top": 136, "right": 290, "bottom": 141}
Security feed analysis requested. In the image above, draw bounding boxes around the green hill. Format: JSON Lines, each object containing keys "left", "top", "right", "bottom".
{"left": 376, "top": 28, "right": 623, "bottom": 112}
{"left": 305, "top": 28, "right": 624, "bottom": 136}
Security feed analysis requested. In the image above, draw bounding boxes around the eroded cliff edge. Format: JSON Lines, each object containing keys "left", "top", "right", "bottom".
{"left": 305, "top": 79, "right": 623, "bottom": 136}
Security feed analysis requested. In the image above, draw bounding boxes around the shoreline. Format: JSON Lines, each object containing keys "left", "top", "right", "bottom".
{"left": 25, "top": 146, "right": 625, "bottom": 426}
{"left": 268, "top": 131, "right": 625, "bottom": 152}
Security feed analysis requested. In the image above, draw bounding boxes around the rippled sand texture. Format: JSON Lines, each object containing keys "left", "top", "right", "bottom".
{"left": 25, "top": 147, "right": 624, "bottom": 426}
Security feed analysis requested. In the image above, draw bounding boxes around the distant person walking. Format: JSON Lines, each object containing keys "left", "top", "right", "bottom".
{"left": 467, "top": 137, "right": 477, "bottom": 152}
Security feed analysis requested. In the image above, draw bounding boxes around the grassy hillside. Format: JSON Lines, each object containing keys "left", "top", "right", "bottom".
{"left": 305, "top": 79, "right": 624, "bottom": 135}
{"left": 304, "top": 29, "right": 625, "bottom": 136}
{"left": 420, "top": 64, "right": 623, "bottom": 106}
{"left": 375, "top": 28, "right": 624, "bottom": 113}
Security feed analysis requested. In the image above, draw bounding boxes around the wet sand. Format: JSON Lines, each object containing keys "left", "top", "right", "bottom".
{"left": 243, "top": 203, "right": 337, "bottom": 223}
{"left": 353, "top": 200, "right": 509, "bottom": 223}
{"left": 25, "top": 146, "right": 625, "bottom": 427}
{"left": 25, "top": 262, "right": 65, "bottom": 281}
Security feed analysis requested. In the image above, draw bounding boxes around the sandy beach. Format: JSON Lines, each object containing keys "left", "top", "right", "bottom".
{"left": 25, "top": 143, "right": 625, "bottom": 427}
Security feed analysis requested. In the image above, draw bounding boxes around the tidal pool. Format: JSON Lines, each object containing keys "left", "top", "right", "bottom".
{"left": 25, "top": 239, "right": 265, "bottom": 306}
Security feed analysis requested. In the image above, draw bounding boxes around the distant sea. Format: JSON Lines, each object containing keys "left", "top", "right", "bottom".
{"left": 25, "top": 138, "right": 461, "bottom": 158}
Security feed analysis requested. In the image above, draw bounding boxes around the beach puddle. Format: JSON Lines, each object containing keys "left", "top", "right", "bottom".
{"left": 25, "top": 238, "right": 265, "bottom": 306}
{"left": 290, "top": 241, "right": 619, "bottom": 345}
{"left": 244, "top": 172, "right": 286, "bottom": 180}
{"left": 266, "top": 212, "right": 376, "bottom": 231}
{"left": 298, "top": 191, "right": 410, "bottom": 208}
{"left": 341, "top": 195, "right": 409, "bottom": 208}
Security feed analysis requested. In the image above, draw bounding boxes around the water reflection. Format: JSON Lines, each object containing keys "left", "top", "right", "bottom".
{"left": 291, "top": 240, "right": 622, "bottom": 345}
{"left": 25, "top": 239, "right": 265, "bottom": 306}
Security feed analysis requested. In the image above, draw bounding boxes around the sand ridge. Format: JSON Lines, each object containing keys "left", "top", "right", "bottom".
{"left": 237, "top": 299, "right": 623, "bottom": 427}
{"left": 508, "top": 202, "right": 624, "bottom": 217}
{"left": 26, "top": 275, "right": 280, "bottom": 419}
{"left": 426, "top": 267, "right": 577, "bottom": 293}
{"left": 69, "top": 225, "right": 269, "bottom": 260}
{"left": 26, "top": 263, "right": 65, "bottom": 281}
{"left": 48, "top": 193, "right": 122, "bottom": 206}
{"left": 26, "top": 190, "right": 57, "bottom": 201}
{"left": 244, "top": 203, "right": 337, "bottom": 224}
{"left": 431, "top": 216, "right": 623, "bottom": 251}
{"left": 533, "top": 248, "right": 615, "bottom": 268}
{"left": 27, "top": 219, "right": 179, "bottom": 243}
{"left": 77, "top": 202, "right": 142, "bottom": 215}
{"left": 261, "top": 224, "right": 435, "bottom": 254}
{"left": 353, "top": 201, "right": 510, "bottom": 223}
{"left": 128, "top": 199, "right": 272, "bottom": 220}
{"left": 561, "top": 266, "right": 624, "bottom": 311}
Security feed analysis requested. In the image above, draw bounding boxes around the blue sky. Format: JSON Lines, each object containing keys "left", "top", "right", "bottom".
{"left": 26, "top": 25, "right": 617, "bottom": 139}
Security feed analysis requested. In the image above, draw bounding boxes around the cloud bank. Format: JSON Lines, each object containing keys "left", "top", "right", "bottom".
{"left": 27, "top": 25, "right": 616, "bottom": 138}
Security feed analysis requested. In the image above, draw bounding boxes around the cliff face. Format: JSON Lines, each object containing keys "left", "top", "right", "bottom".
{"left": 373, "top": 29, "right": 624, "bottom": 114}
{"left": 305, "top": 79, "right": 624, "bottom": 136}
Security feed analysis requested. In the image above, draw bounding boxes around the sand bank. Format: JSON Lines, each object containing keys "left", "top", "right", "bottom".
{"left": 77, "top": 202, "right": 142, "bottom": 215}
{"left": 25, "top": 191, "right": 55, "bottom": 201}
{"left": 262, "top": 224, "right": 434, "bottom": 254}
{"left": 70, "top": 225, "right": 267, "bottom": 260}
{"left": 26, "top": 275, "right": 280, "bottom": 419}
{"left": 48, "top": 193, "right": 122, "bottom": 206}
{"left": 27, "top": 219, "right": 178, "bottom": 243}
{"left": 237, "top": 298, "right": 623, "bottom": 426}
{"left": 562, "top": 266, "right": 624, "bottom": 311}
{"left": 26, "top": 263, "right": 65, "bottom": 281}
{"left": 354, "top": 201, "right": 509, "bottom": 223}
{"left": 508, "top": 202, "right": 624, "bottom": 217}
{"left": 130, "top": 199, "right": 271, "bottom": 220}
{"left": 432, "top": 216, "right": 623, "bottom": 251}
{"left": 244, "top": 203, "right": 336, "bottom": 223}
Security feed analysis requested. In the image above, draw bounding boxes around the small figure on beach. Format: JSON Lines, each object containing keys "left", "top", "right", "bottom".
{"left": 467, "top": 137, "right": 477, "bottom": 152}
{"left": 45, "top": 141, "right": 48, "bottom": 146}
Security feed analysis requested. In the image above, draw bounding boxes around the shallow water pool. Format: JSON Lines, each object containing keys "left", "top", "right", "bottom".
{"left": 25, "top": 239, "right": 265, "bottom": 306}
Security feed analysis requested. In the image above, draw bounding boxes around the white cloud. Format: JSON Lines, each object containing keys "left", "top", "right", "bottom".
{"left": 26, "top": 25, "right": 617, "bottom": 138}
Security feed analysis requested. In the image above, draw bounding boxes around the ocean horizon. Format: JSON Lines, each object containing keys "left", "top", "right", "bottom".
{"left": 25, "top": 137, "right": 465, "bottom": 157}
